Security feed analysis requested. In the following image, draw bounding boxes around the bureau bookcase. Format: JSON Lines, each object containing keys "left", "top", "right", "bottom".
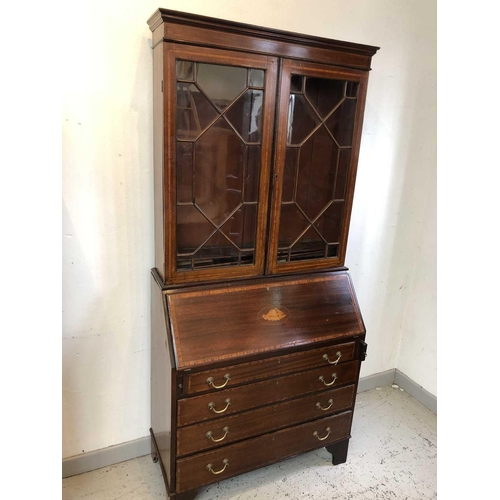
{"left": 147, "top": 8, "right": 378, "bottom": 499}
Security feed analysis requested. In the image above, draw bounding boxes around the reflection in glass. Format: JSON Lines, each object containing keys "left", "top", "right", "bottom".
{"left": 220, "top": 205, "right": 257, "bottom": 249}
{"left": 176, "top": 142, "right": 193, "bottom": 203}
{"left": 225, "top": 89, "right": 263, "bottom": 143}
{"left": 286, "top": 94, "right": 320, "bottom": 145}
{"left": 175, "top": 60, "right": 265, "bottom": 271}
{"left": 295, "top": 125, "right": 338, "bottom": 220}
{"left": 249, "top": 69, "right": 265, "bottom": 87}
{"left": 314, "top": 202, "right": 343, "bottom": 243}
{"left": 196, "top": 63, "right": 247, "bottom": 110}
{"left": 243, "top": 146, "right": 261, "bottom": 203}
{"left": 305, "top": 77, "right": 344, "bottom": 118}
{"left": 290, "top": 227, "right": 325, "bottom": 261}
{"left": 325, "top": 99, "right": 357, "bottom": 146}
{"left": 282, "top": 148, "right": 299, "bottom": 202}
{"left": 194, "top": 117, "right": 244, "bottom": 226}
{"left": 277, "top": 73, "right": 358, "bottom": 263}
{"left": 177, "top": 205, "right": 215, "bottom": 254}
{"left": 176, "top": 83, "right": 218, "bottom": 140}
{"left": 278, "top": 204, "right": 308, "bottom": 246}
{"left": 334, "top": 149, "right": 351, "bottom": 200}
{"left": 176, "top": 60, "right": 194, "bottom": 81}
{"left": 193, "top": 232, "right": 239, "bottom": 268}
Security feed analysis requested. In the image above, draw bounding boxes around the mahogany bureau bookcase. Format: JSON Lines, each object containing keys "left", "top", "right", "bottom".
{"left": 147, "top": 8, "right": 379, "bottom": 500}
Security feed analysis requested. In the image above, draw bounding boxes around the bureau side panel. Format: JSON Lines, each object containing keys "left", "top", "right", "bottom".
{"left": 151, "top": 275, "right": 172, "bottom": 489}
{"left": 153, "top": 37, "right": 165, "bottom": 279}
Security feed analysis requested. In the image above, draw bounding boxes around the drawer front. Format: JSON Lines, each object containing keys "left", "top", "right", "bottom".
{"left": 184, "top": 342, "right": 357, "bottom": 395}
{"left": 177, "top": 360, "right": 359, "bottom": 427}
{"left": 176, "top": 410, "right": 352, "bottom": 493}
{"left": 177, "top": 384, "right": 355, "bottom": 457}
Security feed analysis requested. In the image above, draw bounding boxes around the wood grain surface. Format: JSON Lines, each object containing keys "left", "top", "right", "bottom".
{"left": 177, "top": 384, "right": 355, "bottom": 456}
{"left": 169, "top": 272, "right": 364, "bottom": 369}
{"left": 184, "top": 341, "right": 356, "bottom": 395}
{"left": 176, "top": 411, "right": 353, "bottom": 492}
{"left": 177, "top": 361, "right": 359, "bottom": 426}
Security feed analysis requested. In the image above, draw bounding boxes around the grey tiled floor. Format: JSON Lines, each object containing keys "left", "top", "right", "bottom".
{"left": 62, "top": 386, "right": 437, "bottom": 499}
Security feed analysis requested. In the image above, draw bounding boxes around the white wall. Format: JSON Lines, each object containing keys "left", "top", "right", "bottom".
{"left": 62, "top": 0, "right": 436, "bottom": 459}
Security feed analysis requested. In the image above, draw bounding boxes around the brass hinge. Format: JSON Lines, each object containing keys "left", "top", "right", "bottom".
{"left": 359, "top": 340, "right": 368, "bottom": 361}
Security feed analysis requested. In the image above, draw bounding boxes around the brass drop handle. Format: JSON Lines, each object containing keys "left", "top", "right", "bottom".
{"left": 319, "top": 373, "right": 338, "bottom": 386}
{"left": 316, "top": 399, "right": 334, "bottom": 411}
{"left": 323, "top": 351, "right": 342, "bottom": 365}
{"left": 207, "top": 373, "right": 231, "bottom": 389}
{"left": 313, "top": 427, "right": 331, "bottom": 441}
{"left": 206, "top": 458, "right": 229, "bottom": 475}
{"left": 206, "top": 426, "right": 229, "bottom": 442}
{"left": 208, "top": 398, "right": 231, "bottom": 414}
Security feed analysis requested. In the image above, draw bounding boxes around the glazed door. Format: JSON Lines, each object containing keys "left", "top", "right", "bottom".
{"left": 165, "top": 44, "right": 278, "bottom": 284}
{"left": 267, "top": 59, "right": 369, "bottom": 275}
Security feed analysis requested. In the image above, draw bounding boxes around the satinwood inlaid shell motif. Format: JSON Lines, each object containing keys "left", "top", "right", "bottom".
{"left": 258, "top": 306, "right": 290, "bottom": 323}
{"left": 262, "top": 307, "right": 286, "bottom": 321}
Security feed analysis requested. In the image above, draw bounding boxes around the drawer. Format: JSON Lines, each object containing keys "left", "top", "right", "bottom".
{"left": 184, "top": 341, "right": 357, "bottom": 395}
{"left": 177, "top": 384, "right": 355, "bottom": 457}
{"left": 177, "top": 360, "right": 359, "bottom": 426}
{"left": 176, "top": 410, "right": 353, "bottom": 493}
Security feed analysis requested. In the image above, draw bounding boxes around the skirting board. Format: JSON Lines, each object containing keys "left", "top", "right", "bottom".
{"left": 62, "top": 368, "right": 436, "bottom": 478}
{"left": 394, "top": 369, "right": 437, "bottom": 415}
{"left": 62, "top": 435, "right": 151, "bottom": 479}
{"left": 357, "top": 368, "right": 436, "bottom": 415}
{"left": 357, "top": 368, "right": 396, "bottom": 393}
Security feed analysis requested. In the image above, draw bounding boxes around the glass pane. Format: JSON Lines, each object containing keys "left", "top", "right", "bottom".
{"left": 177, "top": 205, "right": 215, "bottom": 254}
{"left": 240, "top": 250, "right": 255, "bottom": 266}
{"left": 327, "top": 244, "right": 339, "bottom": 258}
{"left": 278, "top": 204, "right": 308, "bottom": 247}
{"left": 295, "top": 125, "right": 339, "bottom": 220}
{"left": 286, "top": 94, "right": 320, "bottom": 145}
{"left": 277, "top": 72, "right": 359, "bottom": 266}
{"left": 176, "top": 60, "right": 194, "bottom": 81}
{"left": 220, "top": 204, "right": 257, "bottom": 249}
{"left": 282, "top": 148, "right": 299, "bottom": 202}
{"left": 194, "top": 232, "right": 239, "bottom": 268}
{"left": 290, "top": 75, "right": 303, "bottom": 93}
{"left": 249, "top": 69, "right": 265, "bottom": 87}
{"left": 346, "top": 81, "right": 359, "bottom": 98}
{"left": 314, "top": 202, "right": 343, "bottom": 243}
{"left": 196, "top": 63, "right": 247, "bottom": 110}
{"left": 194, "top": 117, "right": 244, "bottom": 226}
{"left": 334, "top": 149, "right": 351, "bottom": 200}
{"left": 176, "top": 142, "right": 193, "bottom": 203}
{"left": 290, "top": 226, "right": 325, "bottom": 261}
{"left": 177, "top": 256, "right": 192, "bottom": 270}
{"left": 225, "top": 90, "right": 264, "bottom": 143}
{"left": 325, "top": 99, "right": 357, "bottom": 146}
{"left": 176, "top": 83, "right": 218, "bottom": 140}
{"left": 175, "top": 59, "right": 267, "bottom": 272}
{"left": 243, "top": 146, "right": 261, "bottom": 203}
{"left": 277, "top": 248, "right": 289, "bottom": 263}
{"left": 305, "top": 77, "right": 344, "bottom": 118}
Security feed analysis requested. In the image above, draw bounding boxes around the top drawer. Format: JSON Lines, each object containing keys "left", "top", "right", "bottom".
{"left": 183, "top": 341, "right": 356, "bottom": 395}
